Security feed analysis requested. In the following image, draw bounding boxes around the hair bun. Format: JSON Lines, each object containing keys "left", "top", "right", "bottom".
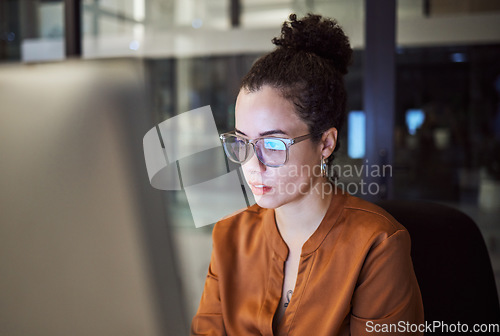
{"left": 272, "top": 13, "right": 353, "bottom": 75}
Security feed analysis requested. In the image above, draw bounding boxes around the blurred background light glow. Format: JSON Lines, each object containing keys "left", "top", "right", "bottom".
{"left": 348, "top": 110, "right": 366, "bottom": 159}
{"left": 450, "top": 52, "right": 467, "bottom": 62}
{"left": 405, "top": 109, "right": 425, "bottom": 135}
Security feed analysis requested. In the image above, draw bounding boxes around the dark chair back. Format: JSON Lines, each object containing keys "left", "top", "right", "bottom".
{"left": 375, "top": 200, "right": 500, "bottom": 331}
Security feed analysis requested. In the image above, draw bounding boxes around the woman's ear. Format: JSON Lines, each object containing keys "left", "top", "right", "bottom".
{"left": 320, "top": 127, "right": 338, "bottom": 159}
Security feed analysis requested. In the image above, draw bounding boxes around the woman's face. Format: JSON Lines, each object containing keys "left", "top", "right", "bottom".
{"left": 235, "top": 85, "right": 327, "bottom": 209}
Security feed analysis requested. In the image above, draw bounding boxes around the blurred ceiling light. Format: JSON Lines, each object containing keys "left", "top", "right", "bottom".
{"left": 134, "top": 0, "right": 145, "bottom": 22}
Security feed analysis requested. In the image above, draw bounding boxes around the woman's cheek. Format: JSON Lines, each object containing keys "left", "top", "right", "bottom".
{"left": 273, "top": 168, "right": 299, "bottom": 195}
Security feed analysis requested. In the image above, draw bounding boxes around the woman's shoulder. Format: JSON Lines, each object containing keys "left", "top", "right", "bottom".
{"left": 211, "top": 203, "right": 268, "bottom": 241}
{"left": 338, "top": 192, "right": 410, "bottom": 247}
{"left": 218, "top": 202, "right": 263, "bottom": 222}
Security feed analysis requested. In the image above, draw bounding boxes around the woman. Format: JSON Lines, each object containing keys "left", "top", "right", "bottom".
{"left": 191, "top": 13, "right": 424, "bottom": 336}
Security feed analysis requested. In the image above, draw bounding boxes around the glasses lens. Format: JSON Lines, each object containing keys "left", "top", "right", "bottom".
{"left": 256, "top": 138, "right": 287, "bottom": 167}
{"left": 222, "top": 135, "right": 248, "bottom": 163}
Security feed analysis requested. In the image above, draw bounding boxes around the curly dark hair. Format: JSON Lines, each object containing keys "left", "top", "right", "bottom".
{"left": 239, "top": 13, "right": 353, "bottom": 180}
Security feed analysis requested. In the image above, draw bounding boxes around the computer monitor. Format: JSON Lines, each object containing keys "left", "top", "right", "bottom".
{"left": 0, "top": 59, "right": 188, "bottom": 336}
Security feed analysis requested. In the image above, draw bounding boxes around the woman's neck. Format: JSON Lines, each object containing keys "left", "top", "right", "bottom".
{"left": 274, "top": 181, "right": 333, "bottom": 249}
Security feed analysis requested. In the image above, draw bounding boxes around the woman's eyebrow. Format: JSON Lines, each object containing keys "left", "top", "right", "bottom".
{"left": 235, "top": 128, "right": 288, "bottom": 137}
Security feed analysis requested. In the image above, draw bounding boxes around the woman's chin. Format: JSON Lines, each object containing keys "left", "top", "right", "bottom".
{"left": 253, "top": 194, "right": 281, "bottom": 209}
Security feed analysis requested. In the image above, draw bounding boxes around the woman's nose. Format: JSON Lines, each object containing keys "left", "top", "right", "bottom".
{"left": 243, "top": 145, "right": 267, "bottom": 172}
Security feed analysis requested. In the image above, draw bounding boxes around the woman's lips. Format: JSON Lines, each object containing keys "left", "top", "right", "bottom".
{"left": 249, "top": 183, "right": 272, "bottom": 195}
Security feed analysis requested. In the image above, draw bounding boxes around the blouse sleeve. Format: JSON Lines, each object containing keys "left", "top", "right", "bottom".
{"left": 349, "top": 229, "right": 425, "bottom": 336}
{"left": 190, "top": 241, "right": 227, "bottom": 336}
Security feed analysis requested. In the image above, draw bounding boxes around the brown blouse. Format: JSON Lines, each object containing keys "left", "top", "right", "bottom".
{"left": 191, "top": 187, "right": 424, "bottom": 335}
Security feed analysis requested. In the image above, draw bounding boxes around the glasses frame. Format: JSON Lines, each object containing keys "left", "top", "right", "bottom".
{"left": 219, "top": 130, "right": 313, "bottom": 168}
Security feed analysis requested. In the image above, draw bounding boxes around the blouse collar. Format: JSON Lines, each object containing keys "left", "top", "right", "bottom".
{"left": 262, "top": 185, "right": 348, "bottom": 260}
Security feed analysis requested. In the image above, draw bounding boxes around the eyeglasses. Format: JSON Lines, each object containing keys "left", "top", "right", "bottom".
{"left": 219, "top": 130, "right": 313, "bottom": 168}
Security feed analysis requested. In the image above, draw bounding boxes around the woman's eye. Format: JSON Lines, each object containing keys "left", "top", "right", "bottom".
{"left": 235, "top": 138, "right": 246, "bottom": 145}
